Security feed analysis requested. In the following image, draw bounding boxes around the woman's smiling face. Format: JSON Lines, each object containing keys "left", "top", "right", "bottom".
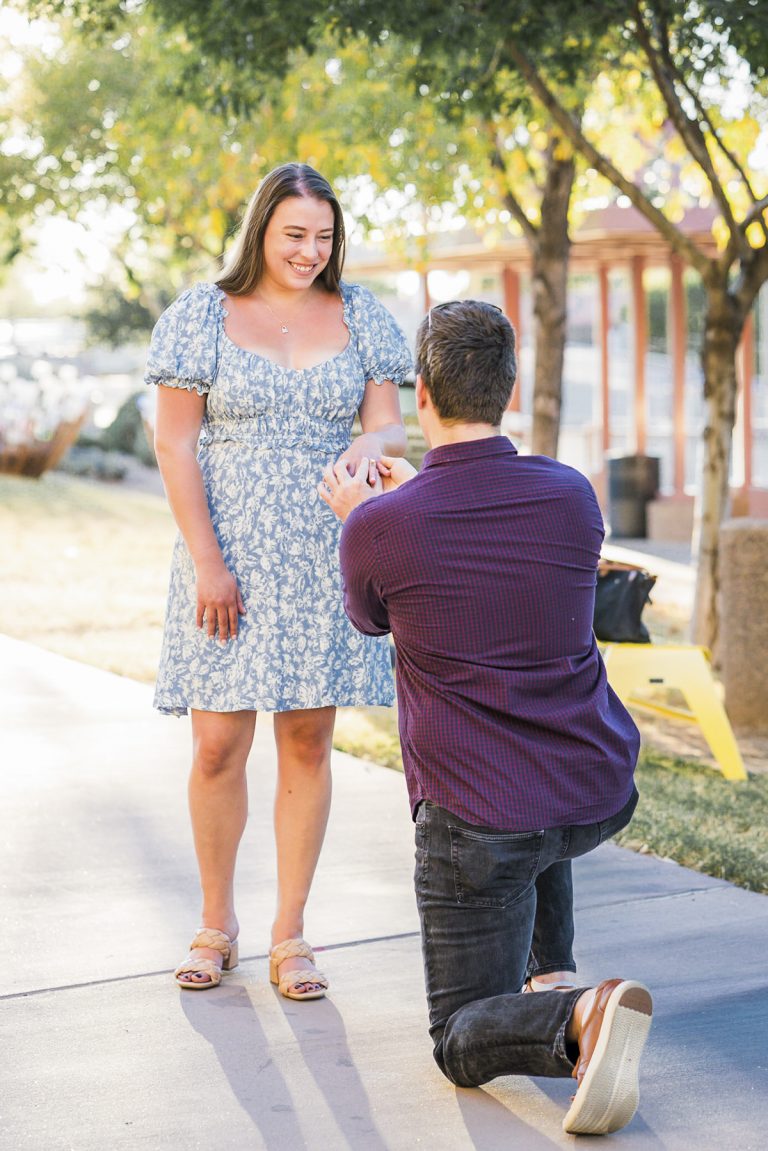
{"left": 261, "top": 195, "right": 335, "bottom": 291}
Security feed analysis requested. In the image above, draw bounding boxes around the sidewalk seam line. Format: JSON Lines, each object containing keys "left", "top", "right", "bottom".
{"left": 1, "top": 930, "right": 422, "bottom": 1001}
{"left": 579, "top": 885, "right": 731, "bottom": 912}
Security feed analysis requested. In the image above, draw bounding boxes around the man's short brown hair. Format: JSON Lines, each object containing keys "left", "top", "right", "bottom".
{"left": 415, "top": 300, "right": 517, "bottom": 426}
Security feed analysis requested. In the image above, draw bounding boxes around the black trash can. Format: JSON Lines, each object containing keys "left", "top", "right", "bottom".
{"left": 607, "top": 454, "right": 660, "bottom": 538}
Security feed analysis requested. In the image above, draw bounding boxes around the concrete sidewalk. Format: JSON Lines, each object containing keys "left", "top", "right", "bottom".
{"left": 2, "top": 634, "right": 767, "bottom": 1151}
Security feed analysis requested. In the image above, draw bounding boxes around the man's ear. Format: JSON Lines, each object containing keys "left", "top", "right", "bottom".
{"left": 415, "top": 374, "right": 428, "bottom": 410}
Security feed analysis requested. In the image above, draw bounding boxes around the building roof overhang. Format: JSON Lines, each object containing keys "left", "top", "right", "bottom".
{"left": 346, "top": 204, "right": 720, "bottom": 275}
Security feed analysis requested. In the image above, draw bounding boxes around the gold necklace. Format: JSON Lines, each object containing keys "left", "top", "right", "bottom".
{"left": 257, "top": 292, "right": 309, "bottom": 335}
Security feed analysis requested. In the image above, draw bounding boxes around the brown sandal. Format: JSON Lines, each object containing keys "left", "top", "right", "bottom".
{"left": 174, "top": 928, "right": 239, "bottom": 990}
{"left": 269, "top": 938, "right": 328, "bottom": 1001}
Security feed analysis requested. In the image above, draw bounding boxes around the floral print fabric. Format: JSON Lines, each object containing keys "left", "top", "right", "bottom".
{"left": 145, "top": 280, "right": 411, "bottom": 715}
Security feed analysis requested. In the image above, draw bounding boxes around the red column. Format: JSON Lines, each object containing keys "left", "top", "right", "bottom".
{"left": 599, "top": 265, "right": 610, "bottom": 455}
{"left": 670, "top": 254, "right": 687, "bottom": 495}
{"left": 503, "top": 265, "right": 521, "bottom": 412}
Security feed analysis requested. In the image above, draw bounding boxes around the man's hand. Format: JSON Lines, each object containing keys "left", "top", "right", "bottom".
{"left": 318, "top": 456, "right": 383, "bottom": 522}
{"left": 377, "top": 455, "right": 418, "bottom": 491}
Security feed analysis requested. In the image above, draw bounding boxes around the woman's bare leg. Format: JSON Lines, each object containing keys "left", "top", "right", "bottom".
{"left": 179, "top": 708, "right": 256, "bottom": 986}
{"left": 271, "top": 706, "right": 335, "bottom": 992}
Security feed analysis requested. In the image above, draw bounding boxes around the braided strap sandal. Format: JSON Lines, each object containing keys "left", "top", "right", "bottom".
{"left": 269, "top": 938, "right": 328, "bottom": 1001}
{"left": 174, "top": 928, "right": 239, "bottom": 991}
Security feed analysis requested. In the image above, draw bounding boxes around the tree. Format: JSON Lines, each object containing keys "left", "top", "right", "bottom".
{"left": 487, "top": 120, "right": 578, "bottom": 456}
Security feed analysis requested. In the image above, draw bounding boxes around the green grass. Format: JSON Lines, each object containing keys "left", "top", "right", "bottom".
{"left": 4, "top": 470, "right": 766, "bottom": 895}
{"left": 615, "top": 750, "right": 768, "bottom": 893}
{"left": 0, "top": 472, "right": 175, "bottom": 682}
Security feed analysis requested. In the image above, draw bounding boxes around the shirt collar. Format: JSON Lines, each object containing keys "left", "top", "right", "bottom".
{"left": 422, "top": 435, "right": 519, "bottom": 469}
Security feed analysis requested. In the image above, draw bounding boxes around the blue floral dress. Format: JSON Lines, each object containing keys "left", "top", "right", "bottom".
{"left": 145, "top": 280, "right": 411, "bottom": 716}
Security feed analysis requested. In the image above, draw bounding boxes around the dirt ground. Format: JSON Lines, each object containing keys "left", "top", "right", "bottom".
{"left": 634, "top": 710, "right": 767, "bottom": 777}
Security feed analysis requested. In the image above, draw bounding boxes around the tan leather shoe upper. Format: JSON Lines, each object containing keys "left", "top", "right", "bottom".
{"left": 564, "top": 979, "right": 653, "bottom": 1135}
{"left": 572, "top": 978, "right": 624, "bottom": 1085}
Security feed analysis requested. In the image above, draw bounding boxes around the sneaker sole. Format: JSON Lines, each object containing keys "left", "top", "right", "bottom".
{"left": 562, "top": 981, "right": 653, "bottom": 1135}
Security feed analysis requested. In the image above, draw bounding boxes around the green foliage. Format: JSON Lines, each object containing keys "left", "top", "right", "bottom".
{"left": 127, "top": 0, "right": 614, "bottom": 119}
{"left": 147, "top": 0, "right": 327, "bottom": 109}
{"left": 84, "top": 288, "right": 161, "bottom": 347}
{"left": 1, "top": 10, "right": 251, "bottom": 304}
{"left": 647, "top": 284, "right": 668, "bottom": 354}
{"left": 98, "top": 391, "right": 156, "bottom": 465}
{"left": 27, "top": 0, "right": 126, "bottom": 32}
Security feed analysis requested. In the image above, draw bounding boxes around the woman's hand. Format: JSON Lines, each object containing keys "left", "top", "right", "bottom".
{"left": 195, "top": 555, "right": 246, "bottom": 643}
{"left": 333, "top": 432, "right": 388, "bottom": 485}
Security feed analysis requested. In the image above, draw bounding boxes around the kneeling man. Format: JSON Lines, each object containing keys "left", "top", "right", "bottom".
{"left": 320, "top": 300, "right": 651, "bottom": 1136}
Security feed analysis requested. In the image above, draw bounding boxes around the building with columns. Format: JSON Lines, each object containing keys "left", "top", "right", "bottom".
{"left": 348, "top": 202, "right": 767, "bottom": 540}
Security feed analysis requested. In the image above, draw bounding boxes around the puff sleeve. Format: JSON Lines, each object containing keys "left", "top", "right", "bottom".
{"left": 343, "top": 282, "right": 412, "bottom": 386}
{"left": 144, "top": 283, "right": 222, "bottom": 395}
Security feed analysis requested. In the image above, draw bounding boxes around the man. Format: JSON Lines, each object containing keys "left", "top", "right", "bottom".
{"left": 319, "top": 300, "right": 651, "bottom": 1136}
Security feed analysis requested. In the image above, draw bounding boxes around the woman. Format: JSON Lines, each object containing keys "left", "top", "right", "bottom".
{"left": 145, "top": 163, "right": 410, "bottom": 995}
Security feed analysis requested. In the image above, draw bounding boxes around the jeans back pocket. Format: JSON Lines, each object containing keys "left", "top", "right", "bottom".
{"left": 449, "top": 824, "right": 544, "bottom": 908}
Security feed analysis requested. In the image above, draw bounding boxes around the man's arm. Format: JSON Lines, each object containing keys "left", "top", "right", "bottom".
{"left": 319, "top": 453, "right": 417, "bottom": 634}
{"left": 338, "top": 506, "right": 391, "bottom": 636}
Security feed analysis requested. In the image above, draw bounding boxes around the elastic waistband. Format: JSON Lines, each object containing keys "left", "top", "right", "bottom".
{"left": 200, "top": 429, "right": 348, "bottom": 454}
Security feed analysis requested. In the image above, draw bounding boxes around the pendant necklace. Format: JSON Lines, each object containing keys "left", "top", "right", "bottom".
{"left": 258, "top": 292, "right": 308, "bottom": 335}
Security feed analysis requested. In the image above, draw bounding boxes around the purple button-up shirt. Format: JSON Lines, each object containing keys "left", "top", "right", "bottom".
{"left": 339, "top": 436, "right": 639, "bottom": 831}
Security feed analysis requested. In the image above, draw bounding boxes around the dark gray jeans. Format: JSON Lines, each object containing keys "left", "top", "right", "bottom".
{"left": 527, "top": 859, "right": 576, "bottom": 981}
{"left": 413, "top": 788, "right": 638, "bottom": 1087}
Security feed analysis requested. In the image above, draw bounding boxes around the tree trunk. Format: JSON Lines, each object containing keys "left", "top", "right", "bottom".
{"left": 530, "top": 152, "right": 575, "bottom": 457}
{"left": 691, "top": 285, "right": 743, "bottom": 653}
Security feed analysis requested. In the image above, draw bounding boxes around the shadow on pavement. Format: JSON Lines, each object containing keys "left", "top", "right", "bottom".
{"left": 182, "top": 981, "right": 390, "bottom": 1150}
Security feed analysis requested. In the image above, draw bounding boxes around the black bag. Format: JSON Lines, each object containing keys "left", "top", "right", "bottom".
{"left": 593, "top": 563, "right": 656, "bottom": 643}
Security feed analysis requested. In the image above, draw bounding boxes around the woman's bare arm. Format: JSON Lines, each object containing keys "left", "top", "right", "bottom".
{"left": 154, "top": 386, "right": 245, "bottom": 642}
{"left": 334, "top": 378, "right": 407, "bottom": 480}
